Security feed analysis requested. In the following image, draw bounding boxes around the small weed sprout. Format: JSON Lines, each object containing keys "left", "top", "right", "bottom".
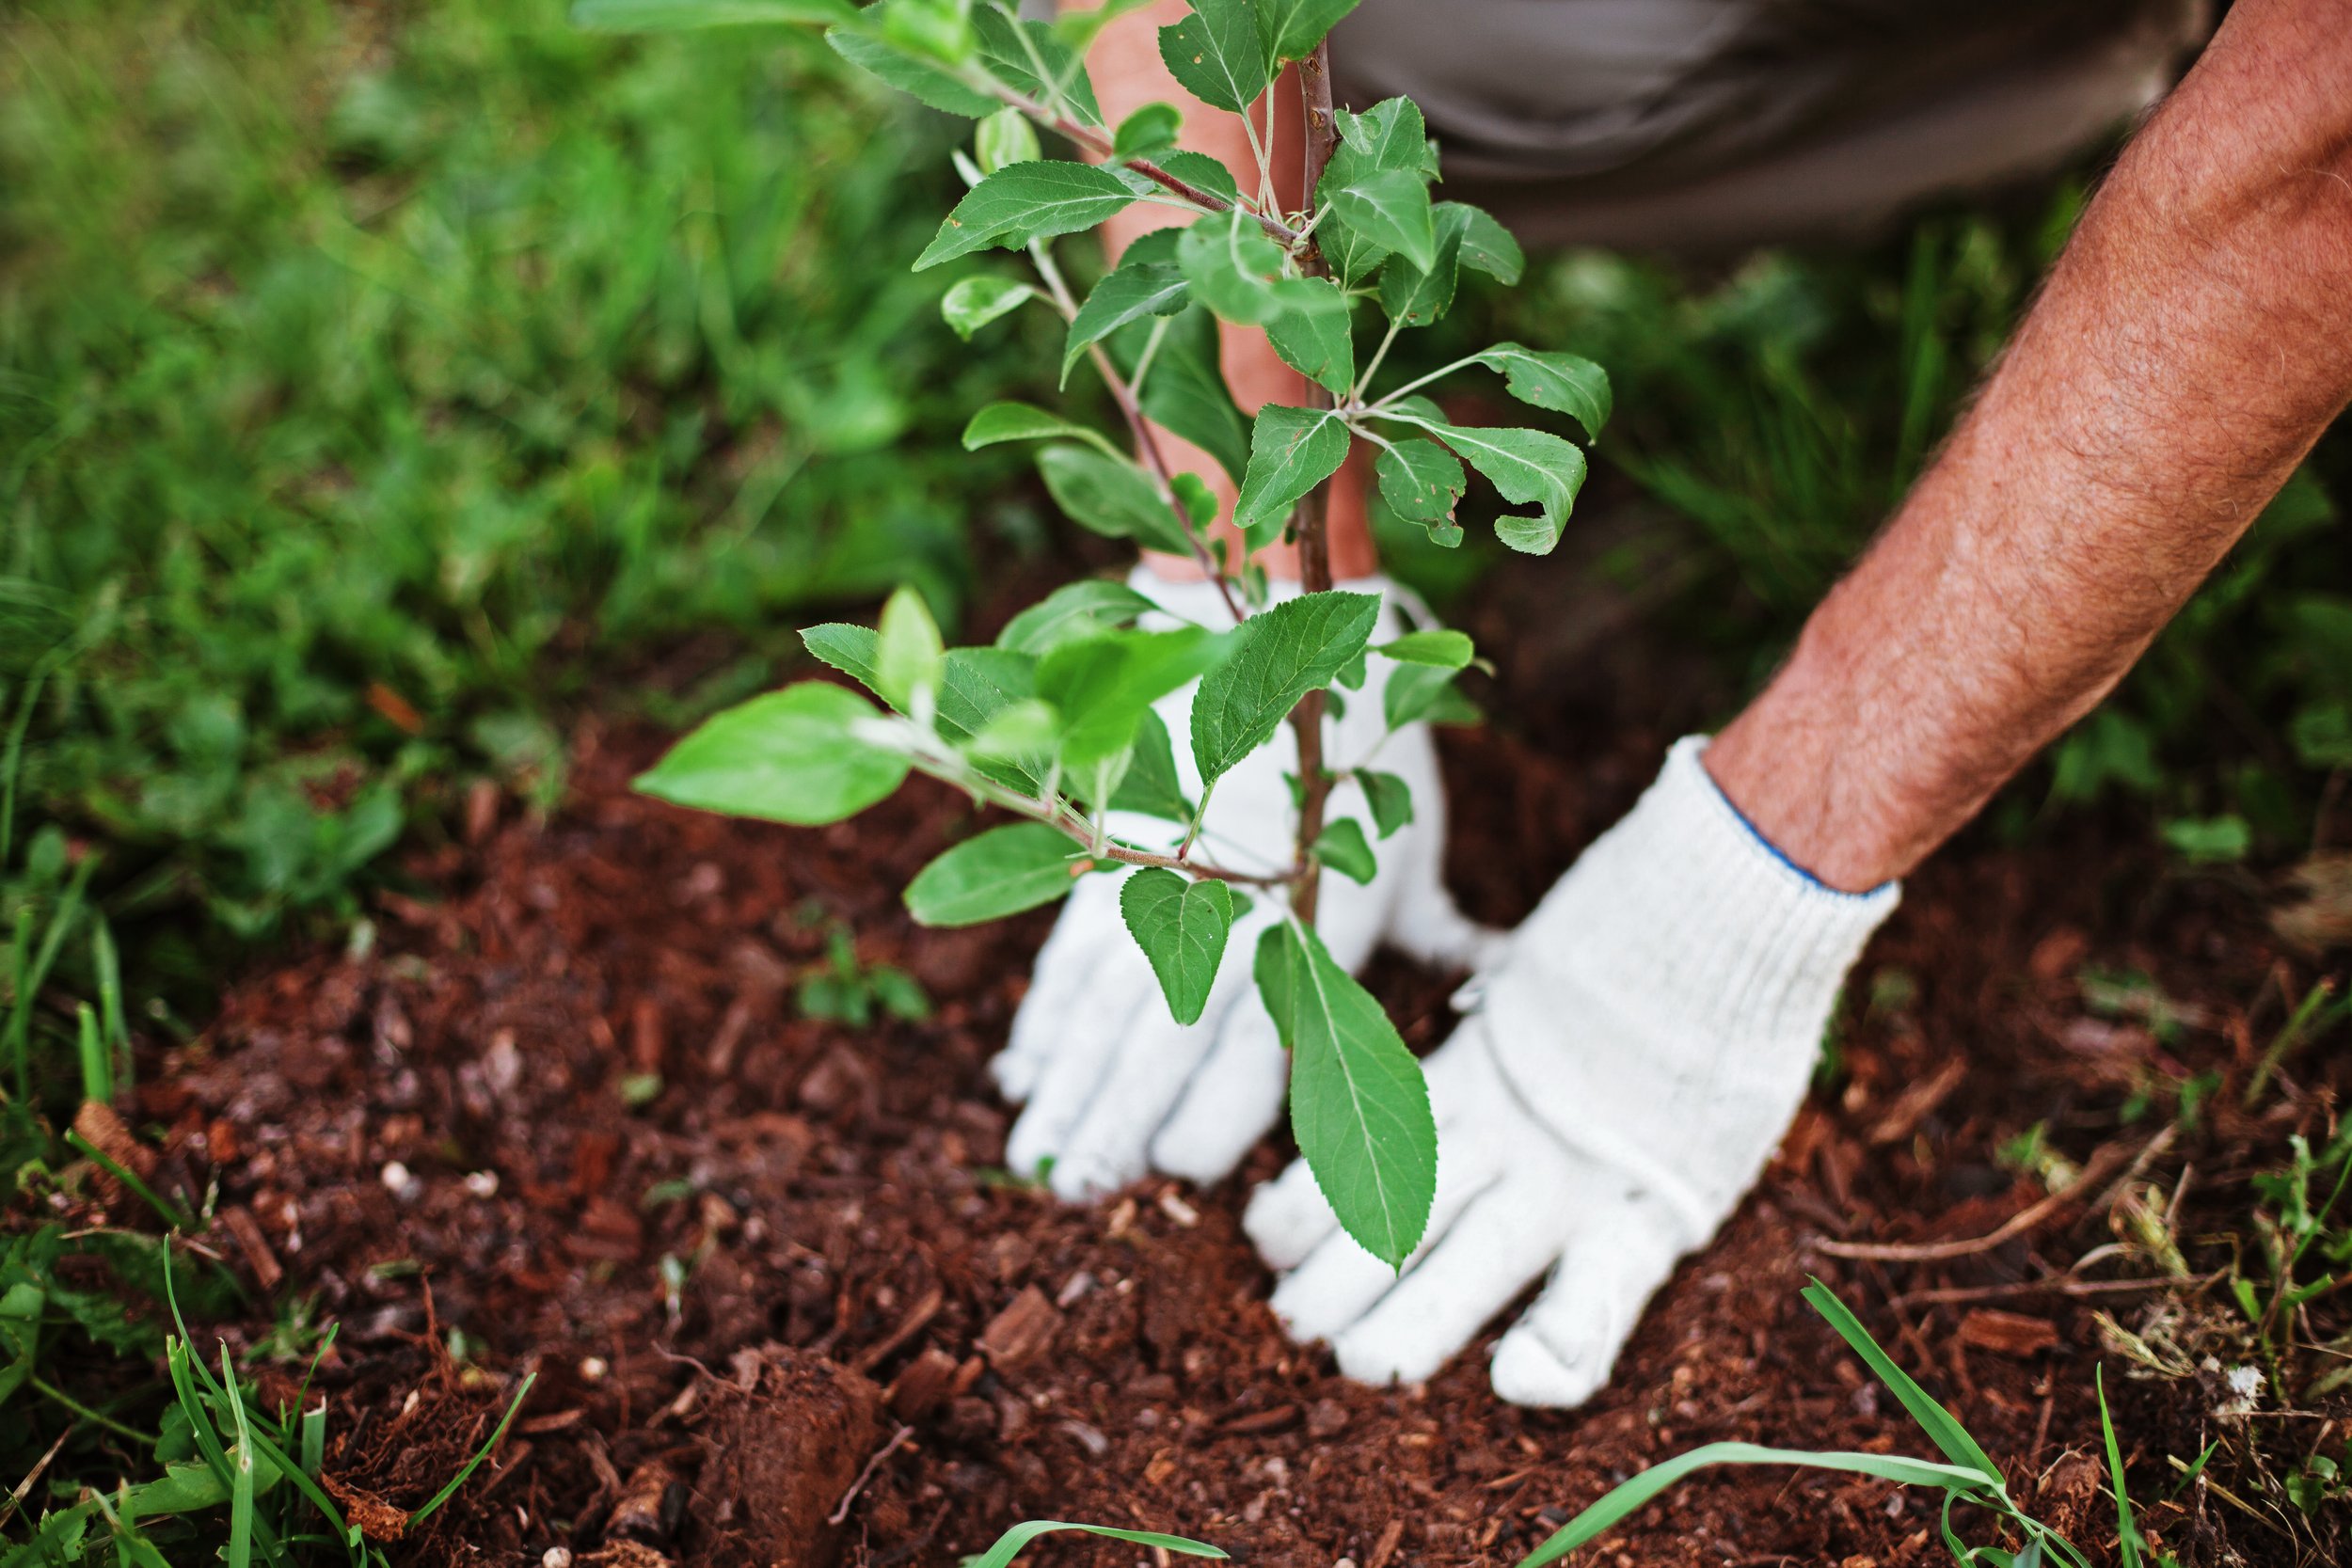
{"left": 588, "top": 0, "right": 1609, "bottom": 1271}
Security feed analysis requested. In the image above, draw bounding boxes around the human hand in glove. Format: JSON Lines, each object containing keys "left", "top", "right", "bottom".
{"left": 993, "top": 567, "right": 1498, "bottom": 1202}
{"left": 1245, "top": 737, "right": 1898, "bottom": 1406}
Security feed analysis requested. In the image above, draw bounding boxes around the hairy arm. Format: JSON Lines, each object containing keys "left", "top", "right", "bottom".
{"left": 1708, "top": 0, "right": 2352, "bottom": 891}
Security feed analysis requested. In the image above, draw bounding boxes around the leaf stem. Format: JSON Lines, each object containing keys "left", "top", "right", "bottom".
{"left": 1025, "top": 238, "right": 1246, "bottom": 623}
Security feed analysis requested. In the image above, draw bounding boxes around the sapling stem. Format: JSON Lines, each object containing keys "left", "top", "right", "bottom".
{"left": 1284, "top": 40, "right": 1343, "bottom": 927}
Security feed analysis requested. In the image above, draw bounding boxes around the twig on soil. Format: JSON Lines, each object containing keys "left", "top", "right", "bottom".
{"left": 828, "top": 1423, "right": 914, "bottom": 1527}
{"left": 1817, "top": 1130, "right": 2168, "bottom": 1262}
{"left": 0, "top": 1424, "right": 72, "bottom": 1530}
{"left": 1886, "top": 1269, "right": 2225, "bottom": 1312}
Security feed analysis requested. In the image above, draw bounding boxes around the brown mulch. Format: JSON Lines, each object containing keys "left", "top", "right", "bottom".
{"left": 70, "top": 556, "right": 2352, "bottom": 1567}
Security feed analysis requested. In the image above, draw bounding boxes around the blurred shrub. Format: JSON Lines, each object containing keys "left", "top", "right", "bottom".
{"left": 1, "top": 0, "right": 1028, "bottom": 1008}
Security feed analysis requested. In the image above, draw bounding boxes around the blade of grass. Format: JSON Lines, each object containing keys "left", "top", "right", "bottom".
{"left": 2096, "top": 1368, "right": 2141, "bottom": 1568}
{"left": 406, "top": 1371, "right": 538, "bottom": 1528}
{"left": 65, "top": 1130, "right": 193, "bottom": 1232}
{"left": 221, "top": 1350, "right": 258, "bottom": 1568}
{"left": 2243, "top": 978, "right": 2337, "bottom": 1106}
{"left": 1516, "top": 1444, "right": 1995, "bottom": 1568}
{"left": 1804, "top": 1278, "right": 2003, "bottom": 1483}
{"left": 964, "top": 1520, "right": 1229, "bottom": 1568}
{"left": 76, "top": 1001, "right": 111, "bottom": 1102}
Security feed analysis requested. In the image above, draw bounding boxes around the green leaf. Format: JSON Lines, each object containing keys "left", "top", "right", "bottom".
{"left": 1120, "top": 869, "right": 1237, "bottom": 1024}
{"left": 1354, "top": 768, "right": 1413, "bottom": 838}
{"left": 1136, "top": 308, "right": 1248, "bottom": 482}
{"left": 1372, "top": 628, "right": 1472, "bottom": 669}
{"left": 1039, "top": 626, "right": 1231, "bottom": 769}
{"left": 964, "top": 1520, "right": 1226, "bottom": 1568}
{"left": 1255, "top": 922, "right": 1436, "bottom": 1267}
{"left": 1065, "top": 261, "right": 1190, "bottom": 385}
{"left": 1514, "top": 1442, "right": 1998, "bottom": 1568}
{"left": 1375, "top": 202, "right": 1468, "bottom": 326}
{"left": 906, "top": 824, "right": 1090, "bottom": 927}
{"left": 975, "top": 108, "right": 1041, "bottom": 174}
{"left": 1379, "top": 415, "right": 1585, "bottom": 554}
{"left": 1050, "top": 0, "right": 1165, "bottom": 53}
{"left": 1800, "top": 1279, "right": 2004, "bottom": 1484}
{"left": 1330, "top": 97, "right": 1436, "bottom": 177}
{"left": 1469, "top": 343, "right": 1612, "bottom": 439}
{"left": 1263, "top": 277, "right": 1354, "bottom": 394}
{"left": 873, "top": 585, "right": 944, "bottom": 711}
{"left": 573, "top": 0, "right": 855, "bottom": 29}
{"left": 972, "top": 6, "right": 1104, "bottom": 126}
{"left": 941, "top": 276, "right": 1036, "bottom": 340}
{"left": 1152, "top": 149, "right": 1241, "bottom": 203}
{"left": 1176, "top": 206, "right": 1296, "bottom": 326}
{"left": 1373, "top": 437, "right": 1465, "bottom": 525}
{"left": 1449, "top": 202, "right": 1524, "bottom": 285}
{"left": 825, "top": 28, "right": 998, "bottom": 118}
{"left": 1113, "top": 101, "right": 1184, "bottom": 160}
{"left": 966, "top": 698, "right": 1059, "bottom": 765}
{"left": 1327, "top": 168, "right": 1435, "bottom": 273}
{"left": 1156, "top": 0, "right": 1268, "bottom": 112}
{"left": 963, "top": 401, "right": 1120, "bottom": 458}
{"left": 1234, "top": 404, "right": 1349, "bottom": 538}
{"left": 1382, "top": 663, "right": 1475, "bottom": 729}
{"left": 995, "top": 578, "right": 1163, "bottom": 655}
{"left": 802, "top": 626, "right": 1042, "bottom": 784}
{"left": 635, "top": 683, "right": 908, "bottom": 826}
{"left": 1038, "top": 445, "right": 1191, "bottom": 554}
{"left": 1256, "top": 0, "right": 1362, "bottom": 61}
{"left": 1108, "top": 708, "right": 1193, "bottom": 821}
{"left": 1190, "top": 590, "right": 1380, "bottom": 784}
{"left": 915, "top": 162, "right": 1136, "bottom": 270}
{"left": 1313, "top": 816, "right": 1375, "bottom": 884}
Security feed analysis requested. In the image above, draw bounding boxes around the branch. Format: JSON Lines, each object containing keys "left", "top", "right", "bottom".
{"left": 998, "top": 90, "right": 1305, "bottom": 247}
{"left": 1284, "top": 40, "right": 1343, "bottom": 926}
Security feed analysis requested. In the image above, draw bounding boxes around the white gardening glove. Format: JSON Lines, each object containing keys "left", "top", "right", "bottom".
{"left": 1244, "top": 736, "right": 1899, "bottom": 1406}
{"left": 993, "top": 567, "right": 1499, "bottom": 1202}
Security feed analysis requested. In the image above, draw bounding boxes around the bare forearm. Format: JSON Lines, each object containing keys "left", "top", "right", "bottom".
{"left": 1709, "top": 0, "right": 2352, "bottom": 891}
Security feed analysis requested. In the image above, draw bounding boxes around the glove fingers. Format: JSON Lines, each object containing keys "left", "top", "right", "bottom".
{"left": 994, "top": 881, "right": 1126, "bottom": 1101}
{"left": 1149, "top": 999, "right": 1289, "bottom": 1184}
{"left": 1488, "top": 1176, "right": 1687, "bottom": 1408}
{"left": 1330, "top": 1178, "right": 1566, "bottom": 1387}
{"left": 1264, "top": 1138, "right": 1502, "bottom": 1343}
{"left": 1241, "top": 1152, "right": 1343, "bottom": 1271}
{"left": 1004, "top": 972, "right": 1157, "bottom": 1180}
{"left": 1043, "top": 972, "right": 1254, "bottom": 1201}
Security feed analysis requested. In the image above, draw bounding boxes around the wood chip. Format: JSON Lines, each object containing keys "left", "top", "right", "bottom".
{"left": 853, "top": 1285, "right": 943, "bottom": 1373}
{"left": 1866, "top": 1058, "right": 1967, "bottom": 1146}
{"left": 1367, "top": 1516, "right": 1406, "bottom": 1568}
{"left": 886, "top": 1347, "right": 961, "bottom": 1421}
{"left": 1216, "top": 1402, "right": 1300, "bottom": 1436}
{"left": 218, "top": 1204, "right": 283, "bottom": 1291}
{"left": 607, "top": 1459, "right": 684, "bottom": 1544}
{"left": 1956, "top": 1308, "right": 2061, "bottom": 1357}
{"left": 975, "top": 1285, "right": 1059, "bottom": 1372}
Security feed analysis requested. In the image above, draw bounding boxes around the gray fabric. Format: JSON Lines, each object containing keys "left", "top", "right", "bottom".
{"left": 1327, "top": 0, "right": 2212, "bottom": 249}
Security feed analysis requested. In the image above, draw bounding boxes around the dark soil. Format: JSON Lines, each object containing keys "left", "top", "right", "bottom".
{"left": 69, "top": 556, "right": 2352, "bottom": 1567}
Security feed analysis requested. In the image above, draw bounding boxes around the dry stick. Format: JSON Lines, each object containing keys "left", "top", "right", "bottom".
{"left": 1283, "top": 41, "right": 1343, "bottom": 925}
{"left": 828, "top": 1423, "right": 914, "bottom": 1527}
{"left": 1816, "top": 1129, "right": 2168, "bottom": 1263}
